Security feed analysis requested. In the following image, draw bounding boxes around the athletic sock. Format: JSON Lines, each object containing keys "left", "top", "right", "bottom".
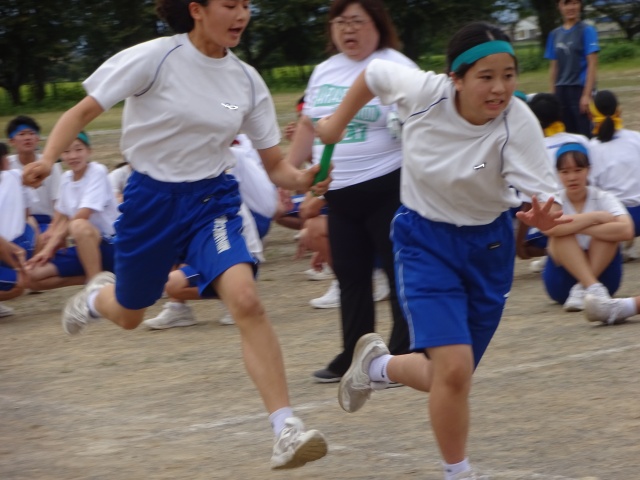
{"left": 620, "top": 298, "right": 637, "bottom": 319}
{"left": 269, "top": 406, "right": 294, "bottom": 437}
{"left": 443, "top": 458, "right": 470, "bottom": 479}
{"left": 87, "top": 290, "right": 101, "bottom": 319}
{"left": 369, "top": 354, "right": 393, "bottom": 383}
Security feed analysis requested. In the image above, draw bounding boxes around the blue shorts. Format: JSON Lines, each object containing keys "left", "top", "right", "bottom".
{"left": 525, "top": 227, "right": 548, "bottom": 250}
{"left": 178, "top": 262, "right": 259, "bottom": 299}
{"left": 50, "top": 237, "right": 115, "bottom": 277}
{"left": 114, "top": 171, "right": 255, "bottom": 310}
{"left": 0, "top": 225, "right": 36, "bottom": 291}
{"left": 543, "top": 251, "right": 622, "bottom": 304}
{"left": 392, "top": 206, "right": 514, "bottom": 367}
{"left": 32, "top": 214, "right": 51, "bottom": 234}
{"left": 251, "top": 211, "right": 272, "bottom": 239}
{"left": 627, "top": 205, "right": 640, "bottom": 237}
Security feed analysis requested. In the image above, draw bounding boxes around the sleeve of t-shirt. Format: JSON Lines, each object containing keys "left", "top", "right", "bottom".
{"left": 49, "top": 163, "right": 62, "bottom": 202}
{"left": 240, "top": 67, "right": 281, "bottom": 150}
{"left": 108, "top": 167, "right": 129, "bottom": 195}
{"left": 83, "top": 39, "right": 165, "bottom": 111}
{"left": 598, "top": 189, "right": 628, "bottom": 217}
{"left": 232, "top": 147, "right": 278, "bottom": 219}
{"left": 77, "top": 164, "right": 111, "bottom": 213}
{"left": 583, "top": 26, "right": 600, "bottom": 55}
{"left": 502, "top": 102, "right": 561, "bottom": 205}
{"left": 543, "top": 30, "right": 557, "bottom": 60}
{"left": 365, "top": 59, "right": 444, "bottom": 121}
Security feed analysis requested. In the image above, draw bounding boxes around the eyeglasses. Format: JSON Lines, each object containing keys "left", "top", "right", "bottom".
{"left": 330, "top": 17, "right": 371, "bottom": 31}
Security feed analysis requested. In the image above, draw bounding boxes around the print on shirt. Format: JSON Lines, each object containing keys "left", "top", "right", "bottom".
{"left": 312, "top": 84, "right": 381, "bottom": 144}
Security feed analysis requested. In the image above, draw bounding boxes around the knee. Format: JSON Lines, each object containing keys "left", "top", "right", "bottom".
{"left": 164, "top": 271, "right": 189, "bottom": 298}
{"left": 119, "top": 310, "right": 145, "bottom": 330}
{"left": 226, "top": 285, "right": 264, "bottom": 320}
{"left": 68, "top": 219, "right": 98, "bottom": 242}
{"left": 437, "top": 358, "right": 473, "bottom": 393}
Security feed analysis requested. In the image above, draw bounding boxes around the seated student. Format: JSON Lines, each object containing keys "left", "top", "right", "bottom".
{"left": 542, "top": 143, "right": 633, "bottom": 312}
{"left": 516, "top": 93, "right": 590, "bottom": 272}
{"left": 0, "top": 142, "right": 38, "bottom": 314}
{"left": 588, "top": 90, "right": 640, "bottom": 261}
{"left": 142, "top": 135, "right": 278, "bottom": 329}
{"left": 26, "top": 132, "right": 119, "bottom": 291}
{"left": 108, "top": 160, "right": 132, "bottom": 204}
{"left": 6, "top": 115, "right": 62, "bottom": 238}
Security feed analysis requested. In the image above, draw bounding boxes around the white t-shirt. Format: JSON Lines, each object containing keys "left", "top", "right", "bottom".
{"left": 365, "top": 59, "right": 559, "bottom": 226}
{"left": 303, "top": 49, "right": 417, "bottom": 190}
{"left": 229, "top": 134, "right": 277, "bottom": 219}
{"left": 0, "top": 169, "right": 34, "bottom": 241}
{"left": 589, "top": 129, "right": 640, "bottom": 207}
{"left": 558, "top": 186, "right": 628, "bottom": 250}
{"left": 56, "top": 162, "right": 120, "bottom": 237}
{"left": 108, "top": 164, "right": 132, "bottom": 199}
{"left": 8, "top": 154, "right": 61, "bottom": 218}
{"left": 83, "top": 34, "right": 280, "bottom": 183}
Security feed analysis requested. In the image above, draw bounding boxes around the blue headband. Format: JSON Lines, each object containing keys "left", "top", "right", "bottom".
{"left": 556, "top": 142, "right": 589, "bottom": 160}
{"left": 77, "top": 131, "right": 91, "bottom": 146}
{"left": 451, "top": 40, "right": 516, "bottom": 73}
{"left": 8, "top": 124, "right": 39, "bottom": 139}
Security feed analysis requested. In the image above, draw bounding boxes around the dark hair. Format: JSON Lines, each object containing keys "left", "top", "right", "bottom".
{"left": 593, "top": 90, "right": 619, "bottom": 143}
{"left": 156, "top": 0, "right": 208, "bottom": 34}
{"left": 326, "top": 0, "right": 400, "bottom": 54}
{"left": 6, "top": 115, "right": 41, "bottom": 138}
{"left": 446, "top": 22, "right": 516, "bottom": 76}
{"left": 0, "top": 142, "right": 8, "bottom": 158}
{"left": 528, "top": 93, "right": 562, "bottom": 129}
{"left": 556, "top": 150, "right": 590, "bottom": 170}
{"left": 556, "top": 0, "right": 582, "bottom": 5}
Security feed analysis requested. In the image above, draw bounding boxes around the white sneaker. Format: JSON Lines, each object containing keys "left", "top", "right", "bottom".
{"left": 218, "top": 313, "right": 235, "bottom": 326}
{"left": 338, "top": 333, "right": 390, "bottom": 413}
{"left": 310, "top": 280, "right": 340, "bottom": 309}
{"left": 584, "top": 294, "right": 627, "bottom": 325}
{"left": 304, "top": 264, "right": 334, "bottom": 281}
{"left": 143, "top": 302, "right": 197, "bottom": 330}
{"left": 450, "top": 469, "right": 489, "bottom": 480}
{"left": 0, "top": 302, "right": 15, "bottom": 318}
{"left": 563, "top": 283, "right": 585, "bottom": 312}
{"left": 373, "top": 268, "right": 390, "bottom": 302}
{"left": 270, "top": 417, "right": 327, "bottom": 469}
{"left": 529, "top": 255, "right": 547, "bottom": 273}
{"left": 62, "top": 272, "right": 115, "bottom": 335}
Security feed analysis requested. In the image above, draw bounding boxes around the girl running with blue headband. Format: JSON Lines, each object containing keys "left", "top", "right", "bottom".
{"left": 317, "top": 21, "right": 569, "bottom": 480}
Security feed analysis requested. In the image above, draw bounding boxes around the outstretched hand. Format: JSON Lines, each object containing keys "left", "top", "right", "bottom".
{"left": 300, "top": 163, "right": 332, "bottom": 197}
{"left": 0, "top": 239, "right": 27, "bottom": 272}
{"left": 22, "top": 161, "right": 52, "bottom": 188}
{"left": 515, "top": 195, "right": 571, "bottom": 232}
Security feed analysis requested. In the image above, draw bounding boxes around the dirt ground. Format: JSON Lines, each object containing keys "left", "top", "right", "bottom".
{"left": 3, "top": 86, "right": 640, "bottom": 480}
{"left": 2, "top": 223, "right": 640, "bottom": 480}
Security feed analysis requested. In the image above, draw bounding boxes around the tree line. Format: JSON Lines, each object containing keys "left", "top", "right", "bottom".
{"left": 1, "top": 0, "right": 638, "bottom": 106}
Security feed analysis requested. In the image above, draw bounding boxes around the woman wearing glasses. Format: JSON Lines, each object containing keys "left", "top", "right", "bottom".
{"left": 288, "top": 0, "right": 415, "bottom": 384}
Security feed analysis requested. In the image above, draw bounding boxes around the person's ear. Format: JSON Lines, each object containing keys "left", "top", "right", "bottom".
{"left": 450, "top": 71, "right": 463, "bottom": 93}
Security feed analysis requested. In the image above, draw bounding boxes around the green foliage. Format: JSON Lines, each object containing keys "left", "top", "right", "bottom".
{"left": 262, "top": 65, "right": 315, "bottom": 90}
{"left": 599, "top": 42, "right": 638, "bottom": 63}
